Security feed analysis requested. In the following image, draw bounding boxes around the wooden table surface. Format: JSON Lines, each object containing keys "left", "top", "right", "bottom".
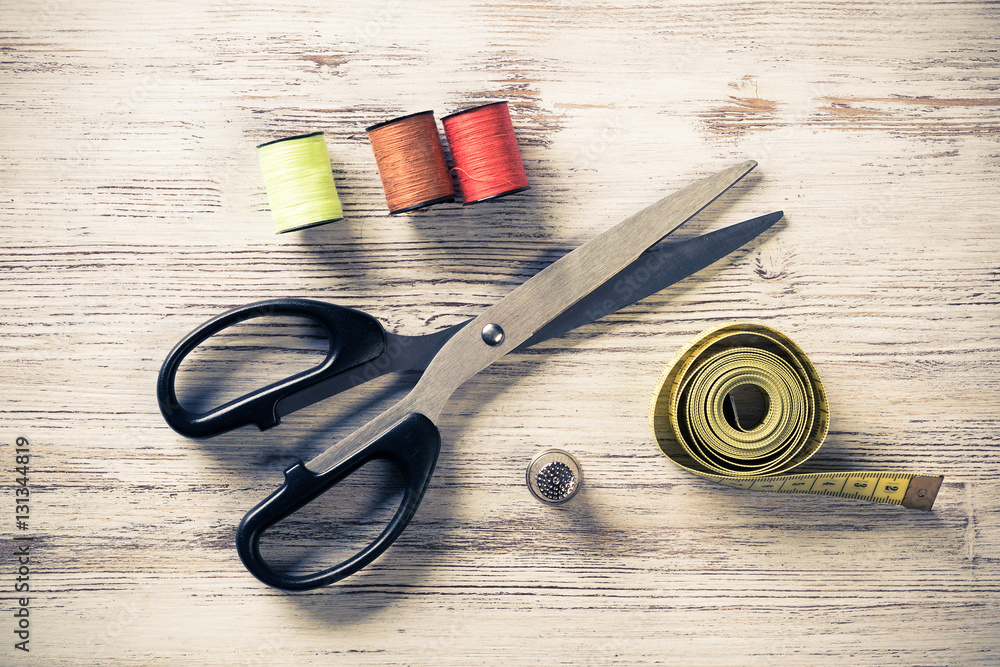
{"left": 2, "top": 1, "right": 999, "bottom": 665}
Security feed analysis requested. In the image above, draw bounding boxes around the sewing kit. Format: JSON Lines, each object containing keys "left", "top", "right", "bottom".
{"left": 159, "top": 101, "right": 943, "bottom": 589}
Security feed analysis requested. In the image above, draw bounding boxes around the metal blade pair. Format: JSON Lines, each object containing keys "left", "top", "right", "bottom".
{"left": 304, "top": 160, "right": 773, "bottom": 472}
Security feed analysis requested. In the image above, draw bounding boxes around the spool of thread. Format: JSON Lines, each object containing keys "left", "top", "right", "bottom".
{"left": 442, "top": 101, "right": 529, "bottom": 205}
{"left": 366, "top": 111, "right": 456, "bottom": 214}
{"left": 257, "top": 132, "right": 343, "bottom": 234}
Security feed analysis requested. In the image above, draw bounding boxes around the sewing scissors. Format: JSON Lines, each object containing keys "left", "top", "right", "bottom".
{"left": 157, "top": 160, "right": 780, "bottom": 590}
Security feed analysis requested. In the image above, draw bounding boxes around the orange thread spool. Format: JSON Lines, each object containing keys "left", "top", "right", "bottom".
{"left": 442, "top": 102, "right": 529, "bottom": 205}
{"left": 366, "top": 111, "right": 455, "bottom": 214}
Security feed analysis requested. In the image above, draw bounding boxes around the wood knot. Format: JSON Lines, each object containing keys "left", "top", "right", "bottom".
{"left": 754, "top": 242, "right": 790, "bottom": 281}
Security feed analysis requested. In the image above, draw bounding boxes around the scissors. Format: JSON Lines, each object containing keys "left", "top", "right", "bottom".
{"left": 157, "top": 160, "right": 781, "bottom": 590}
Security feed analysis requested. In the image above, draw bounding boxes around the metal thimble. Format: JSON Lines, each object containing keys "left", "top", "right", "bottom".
{"left": 526, "top": 449, "right": 582, "bottom": 504}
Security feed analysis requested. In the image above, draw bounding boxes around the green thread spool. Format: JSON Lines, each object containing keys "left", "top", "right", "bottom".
{"left": 257, "top": 132, "right": 343, "bottom": 234}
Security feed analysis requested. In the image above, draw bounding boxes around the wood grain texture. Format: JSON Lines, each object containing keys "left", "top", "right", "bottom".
{"left": 1, "top": 0, "right": 998, "bottom": 664}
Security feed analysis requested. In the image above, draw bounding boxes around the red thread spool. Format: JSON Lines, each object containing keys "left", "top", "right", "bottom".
{"left": 366, "top": 111, "right": 455, "bottom": 215}
{"left": 442, "top": 102, "right": 530, "bottom": 205}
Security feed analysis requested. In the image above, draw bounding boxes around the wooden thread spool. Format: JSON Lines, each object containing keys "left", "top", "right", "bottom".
{"left": 442, "top": 101, "right": 529, "bottom": 205}
{"left": 257, "top": 132, "right": 343, "bottom": 234}
{"left": 366, "top": 111, "right": 456, "bottom": 214}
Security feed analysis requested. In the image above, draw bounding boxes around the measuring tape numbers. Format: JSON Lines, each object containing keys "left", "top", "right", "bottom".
{"left": 647, "top": 323, "right": 942, "bottom": 510}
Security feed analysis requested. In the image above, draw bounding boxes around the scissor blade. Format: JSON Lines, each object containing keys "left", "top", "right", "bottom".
{"left": 277, "top": 209, "right": 779, "bottom": 418}
{"left": 409, "top": 160, "right": 758, "bottom": 415}
{"left": 520, "top": 209, "right": 783, "bottom": 348}
{"left": 276, "top": 211, "right": 779, "bottom": 419}
{"left": 306, "top": 160, "right": 760, "bottom": 472}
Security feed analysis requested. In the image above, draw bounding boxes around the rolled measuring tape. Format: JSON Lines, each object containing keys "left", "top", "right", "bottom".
{"left": 648, "top": 323, "right": 943, "bottom": 510}
{"left": 257, "top": 132, "right": 344, "bottom": 234}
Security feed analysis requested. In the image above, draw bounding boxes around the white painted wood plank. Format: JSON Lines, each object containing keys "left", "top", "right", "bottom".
{"left": 1, "top": 0, "right": 998, "bottom": 664}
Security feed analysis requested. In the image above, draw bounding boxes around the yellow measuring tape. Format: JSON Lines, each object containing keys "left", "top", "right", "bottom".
{"left": 648, "top": 323, "right": 942, "bottom": 510}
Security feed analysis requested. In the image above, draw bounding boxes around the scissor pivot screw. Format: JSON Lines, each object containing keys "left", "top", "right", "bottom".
{"left": 481, "top": 323, "right": 505, "bottom": 346}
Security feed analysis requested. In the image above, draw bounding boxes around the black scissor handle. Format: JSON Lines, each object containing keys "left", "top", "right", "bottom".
{"left": 157, "top": 298, "right": 386, "bottom": 438}
{"left": 236, "top": 412, "right": 441, "bottom": 590}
